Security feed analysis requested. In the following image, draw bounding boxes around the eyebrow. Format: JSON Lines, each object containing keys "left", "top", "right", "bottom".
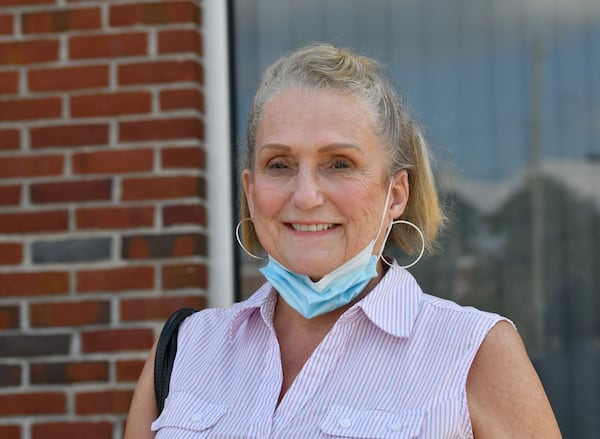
{"left": 258, "top": 143, "right": 362, "bottom": 154}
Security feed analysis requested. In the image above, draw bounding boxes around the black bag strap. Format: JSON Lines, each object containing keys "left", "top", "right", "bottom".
{"left": 154, "top": 307, "right": 198, "bottom": 415}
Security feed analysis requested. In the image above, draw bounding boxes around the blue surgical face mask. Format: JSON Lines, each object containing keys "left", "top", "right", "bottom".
{"left": 259, "top": 240, "right": 378, "bottom": 319}
{"left": 259, "top": 181, "right": 394, "bottom": 319}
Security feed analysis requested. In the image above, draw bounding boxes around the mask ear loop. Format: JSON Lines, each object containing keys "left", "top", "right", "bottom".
{"left": 374, "top": 180, "right": 395, "bottom": 245}
{"left": 235, "top": 218, "right": 268, "bottom": 260}
{"left": 378, "top": 220, "right": 425, "bottom": 269}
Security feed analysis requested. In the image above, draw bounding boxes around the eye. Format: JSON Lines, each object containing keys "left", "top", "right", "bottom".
{"left": 264, "top": 155, "right": 294, "bottom": 171}
{"left": 331, "top": 158, "right": 352, "bottom": 169}
{"left": 267, "top": 160, "right": 288, "bottom": 169}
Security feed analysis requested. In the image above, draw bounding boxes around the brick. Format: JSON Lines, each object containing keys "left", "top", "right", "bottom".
{"left": 71, "top": 91, "right": 152, "bottom": 118}
{"left": 0, "top": 39, "right": 58, "bottom": 65}
{"left": 121, "top": 295, "right": 205, "bottom": 321}
{"left": 158, "top": 28, "right": 202, "bottom": 55}
{"left": 160, "top": 88, "right": 204, "bottom": 113}
{"left": 161, "top": 145, "right": 205, "bottom": 169}
{"left": 0, "top": 128, "right": 19, "bottom": 150}
{"left": 22, "top": 7, "right": 101, "bottom": 34}
{"left": 0, "top": 271, "right": 69, "bottom": 297}
{"left": 81, "top": 328, "right": 154, "bottom": 353}
{"left": 0, "top": 210, "right": 68, "bottom": 233}
{"left": 0, "top": 242, "right": 22, "bottom": 264}
{"left": 30, "top": 300, "right": 110, "bottom": 327}
{"left": 0, "top": 155, "right": 63, "bottom": 178}
{"left": 0, "top": 14, "right": 13, "bottom": 36}
{"left": 0, "top": 334, "right": 70, "bottom": 357}
{"left": 122, "top": 233, "right": 206, "bottom": 259}
{"left": 30, "top": 179, "right": 111, "bottom": 203}
{"left": 31, "top": 123, "right": 109, "bottom": 148}
{"left": 72, "top": 148, "right": 153, "bottom": 174}
{"left": 77, "top": 265, "right": 154, "bottom": 293}
{"left": 122, "top": 175, "right": 204, "bottom": 201}
{"left": 0, "top": 364, "right": 20, "bottom": 387}
{"left": 30, "top": 361, "right": 109, "bottom": 384}
{"left": 0, "top": 392, "right": 66, "bottom": 415}
{"left": 163, "top": 203, "right": 206, "bottom": 226}
{"left": 162, "top": 263, "right": 208, "bottom": 289}
{"left": 110, "top": 1, "right": 201, "bottom": 26}
{"left": 120, "top": 117, "right": 203, "bottom": 143}
{"left": 116, "top": 359, "right": 144, "bottom": 382}
{"left": 0, "top": 97, "right": 61, "bottom": 121}
{"left": 29, "top": 64, "right": 109, "bottom": 92}
{"left": 0, "top": 305, "right": 19, "bottom": 329}
{"left": 0, "top": 185, "right": 20, "bottom": 205}
{"left": 169, "top": 234, "right": 203, "bottom": 258}
{"left": 70, "top": 32, "right": 147, "bottom": 59}
{"left": 119, "top": 60, "right": 202, "bottom": 86}
{"left": 0, "top": 70, "right": 18, "bottom": 93}
{"left": 32, "top": 237, "right": 111, "bottom": 264}
{"left": 32, "top": 421, "right": 113, "bottom": 439}
{"left": 76, "top": 206, "right": 154, "bottom": 229}
{"left": 76, "top": 389, "right": 134, "bottom": 415}
{"left": 0, "top": 425, "right": 20, "bottom": 439}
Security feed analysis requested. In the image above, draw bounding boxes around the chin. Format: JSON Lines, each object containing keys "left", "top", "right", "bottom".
{"left": 292, "top": 264, "right": 331, "bottom": 280}
{"left": 279, "top": 252, "right": 341, "bottom": 278}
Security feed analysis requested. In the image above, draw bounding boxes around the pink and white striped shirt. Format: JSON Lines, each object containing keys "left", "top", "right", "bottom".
{"left": 152, "top": 265, "right": 506, "bottom": 438}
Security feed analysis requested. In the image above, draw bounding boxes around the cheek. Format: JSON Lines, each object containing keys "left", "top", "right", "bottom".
{"left": 341, "top": 180, "right": 387, "bottom": 227}
{"left": 249, "top": 183, "right": 289, "bottom": 255}
{"left": 342, "top": 178, "right": 382, "bottom": 206}
{"left": 251, "top": 180, "right": 286, "bottom": 218}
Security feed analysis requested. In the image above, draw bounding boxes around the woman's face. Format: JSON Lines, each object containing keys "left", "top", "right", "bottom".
{"left": 243, "top": 88, "right": 408, "bottom": 279}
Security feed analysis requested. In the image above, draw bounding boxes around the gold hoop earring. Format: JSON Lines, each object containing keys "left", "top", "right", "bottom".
{"left": 235, "top": 218, "right": 267, "bottom": 260}
{"left": 379, "top": 220, "right": 425, "bottom": 269}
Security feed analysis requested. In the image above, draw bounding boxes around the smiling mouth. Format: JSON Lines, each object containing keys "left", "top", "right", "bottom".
{"left": 289, "top": 223, "right": 337, "bottom": 232}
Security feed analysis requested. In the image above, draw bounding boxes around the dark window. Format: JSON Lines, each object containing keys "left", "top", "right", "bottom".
{"left": 231, "top": 1, "right": 600, "bottom": 436}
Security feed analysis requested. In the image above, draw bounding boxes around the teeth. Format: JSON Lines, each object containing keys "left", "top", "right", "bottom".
{"left": 291, "top": 223, "right": 335, "bottom": 232}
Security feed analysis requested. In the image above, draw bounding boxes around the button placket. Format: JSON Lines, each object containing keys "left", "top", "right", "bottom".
{"left": 272, "top": 319, "right": 356, "bottom": 436}
{"left": 248, "top": 326, "right": 282, "bottom": 437}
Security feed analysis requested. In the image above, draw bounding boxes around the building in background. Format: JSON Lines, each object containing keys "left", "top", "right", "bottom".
{"left": 233, "top": 1, "right": 599, "bottom": 437}
{"left": 0, "top": 1, "right": 232, "bottom": 437}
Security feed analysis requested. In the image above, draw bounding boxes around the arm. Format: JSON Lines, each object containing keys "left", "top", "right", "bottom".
{"left": 467, "top": 320, "right": 562, "bottom": 438}
{"left": 124, "top": 340, "right": 158, "bottom": 439}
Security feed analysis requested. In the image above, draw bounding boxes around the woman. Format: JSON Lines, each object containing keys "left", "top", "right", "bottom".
{"left": 126, "top": 43, "right": 561, "bottom": 438}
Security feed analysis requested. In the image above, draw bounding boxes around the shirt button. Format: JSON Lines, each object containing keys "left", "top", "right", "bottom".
{"left": 389, "top": 422, "right": 403, "bottom": 431}
{"left": 190, "top": 413, "right": 203, "bottom": 422}
{"left": 339, "top": 418, "right": 352, "bottom": 428}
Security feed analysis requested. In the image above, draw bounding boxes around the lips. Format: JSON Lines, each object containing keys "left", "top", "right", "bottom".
{"left": 289, "top": 223, "right": 337, "bottom": 232}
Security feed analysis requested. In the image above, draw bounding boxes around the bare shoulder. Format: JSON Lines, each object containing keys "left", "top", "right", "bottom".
{"left": 467, "top": 320, "right": 562, "bottom": 438}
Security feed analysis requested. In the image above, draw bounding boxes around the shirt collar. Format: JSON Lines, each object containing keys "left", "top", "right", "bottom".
{"left": 353, "top": 263, "right": 422, "bottom": 338}
{"left": 228, "top": 282, "right": 276, "bottom": 341}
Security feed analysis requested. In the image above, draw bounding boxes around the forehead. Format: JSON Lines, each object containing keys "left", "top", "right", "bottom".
{"left": 257, "top": 88, "right": 378, "bottom": 147}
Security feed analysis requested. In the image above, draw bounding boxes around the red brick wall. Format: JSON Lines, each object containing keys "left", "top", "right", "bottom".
{"left": 0, "top": 1, "right": 207, "bottom": 437}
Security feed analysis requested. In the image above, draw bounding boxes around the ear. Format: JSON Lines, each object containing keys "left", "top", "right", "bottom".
{"left": 388, "top": 170, "right": 409, "bottom": 220}
{"left": 242, "top": 169, "right": 255, "bottom": 218}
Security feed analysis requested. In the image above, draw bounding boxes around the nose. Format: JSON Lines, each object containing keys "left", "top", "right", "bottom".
{"left": 291, "top": 167, "right": 324, "bottom": 210}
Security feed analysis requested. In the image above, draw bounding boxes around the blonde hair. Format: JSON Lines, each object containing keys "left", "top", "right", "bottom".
{"left": 241, "top": 43, "right": 446, "bottom": 256}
